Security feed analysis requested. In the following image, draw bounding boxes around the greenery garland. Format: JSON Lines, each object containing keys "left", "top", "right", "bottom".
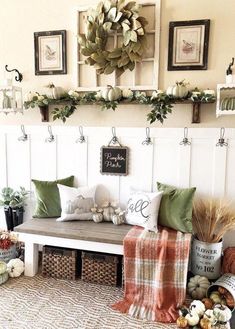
{"left": 24, "top": 88, "right": 215, "bottom": 124}
{"left": 78, "top": 0, "right": 148, "bottom": 77}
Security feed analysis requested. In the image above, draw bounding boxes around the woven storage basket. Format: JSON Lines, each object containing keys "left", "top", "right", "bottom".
{"left": 42, "top": 246, "right": 78, "bottom": 280}
{"left": 81, "top": 251, "right": 119, "bottom": 286}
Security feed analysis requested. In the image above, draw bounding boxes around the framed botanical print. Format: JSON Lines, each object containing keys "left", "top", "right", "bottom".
{"left": 34, "top": 30, "right": 67, "bottom": 75}
{"left": 168, "top": 20, "right": 210, "bottom": 71}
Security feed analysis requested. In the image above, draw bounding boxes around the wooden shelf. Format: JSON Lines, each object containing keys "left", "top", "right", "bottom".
{"left": 37, "top": 100, "right": 215, "bottom": 123}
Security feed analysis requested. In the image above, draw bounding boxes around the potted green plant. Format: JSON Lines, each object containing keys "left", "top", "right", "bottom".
{"left": 0, "top": 187, "right": 29, "bottom": 230}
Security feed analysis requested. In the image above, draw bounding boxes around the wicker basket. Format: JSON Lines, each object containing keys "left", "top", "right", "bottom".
{"left": 81, "top": 251, "right": 120, "bottom": 286}
{"left": 42, "top": 246, "right": 79, "bottom": 280}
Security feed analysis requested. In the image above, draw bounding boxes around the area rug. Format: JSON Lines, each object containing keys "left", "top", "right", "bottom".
{"left": 0, "top": 274, "right": 177, "bottom": 329}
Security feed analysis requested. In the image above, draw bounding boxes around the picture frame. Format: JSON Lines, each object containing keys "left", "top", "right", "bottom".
{"left": 168, "top": 19, "right": 210, "bottom": 71}
{"left": 34, "top": 30, "right": 67, "bottom": 75}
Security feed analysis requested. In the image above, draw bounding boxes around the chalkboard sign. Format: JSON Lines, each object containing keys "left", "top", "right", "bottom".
{"left": 100, "top": 146, "right": 129, "bottom": 176}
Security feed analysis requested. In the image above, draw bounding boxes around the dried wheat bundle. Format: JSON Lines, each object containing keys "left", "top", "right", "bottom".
{"left": 192, "top": 198, "right": 235, "bottom": 243}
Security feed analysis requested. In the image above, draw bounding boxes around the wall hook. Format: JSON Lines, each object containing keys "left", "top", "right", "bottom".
{"left": 18, "top": 125, "right": 28, "bottom": 142}
{"left": 45, "top": 125, "right": 55, "bottom": 143}
{"left": 108, "top": 127, "right": 122, "bottom": 146}
{"left": 76, "top": 126, "right": 86, "bottom": 143}
{"left": 142, "top": 127, "right": 152, "bottom": 145}
{"left": 179, "top": 127, "right": 191, "bottom": 146}
{"left": 216, "top": 127, "right": 228, "bottom": 147}
{"left": 5, "top": 65, "right": 23, "bottom": 82}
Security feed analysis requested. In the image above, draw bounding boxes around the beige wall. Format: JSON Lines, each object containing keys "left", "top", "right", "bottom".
{"left": 0, "top": 0, "right": 235, "bottom": 127}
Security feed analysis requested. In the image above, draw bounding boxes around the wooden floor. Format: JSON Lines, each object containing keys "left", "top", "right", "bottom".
{"left": 14, "top": 218, "right": 132, "bottom": 245}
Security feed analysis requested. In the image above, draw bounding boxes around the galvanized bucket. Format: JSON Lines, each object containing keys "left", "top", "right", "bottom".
{"left": 207, "top": 273, "right": 235, "bottom": 312}
{"left": 0, "top": 245, "right": 16, "bottom": 263}
{"left": 191, "top": 236, "right": 223, "bottom": 280}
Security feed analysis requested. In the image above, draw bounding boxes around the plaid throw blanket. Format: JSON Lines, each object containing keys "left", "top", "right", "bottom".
{"left": 112, "top": 226, "right": 191, "bottom": 323}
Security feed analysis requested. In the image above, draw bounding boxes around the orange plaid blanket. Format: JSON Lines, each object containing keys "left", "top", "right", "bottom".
{"left": 112, "top": 226, "right": 191, "bottom": 323}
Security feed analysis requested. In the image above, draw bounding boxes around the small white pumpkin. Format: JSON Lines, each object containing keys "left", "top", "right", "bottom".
{"left": 203, "top": 309, "right": 217, "bottom": 325}
{"left": 103, "top": 202, "right": 116, "bottom": 221}
{"left": 112, "top": 213, "right": 125, "bottom": 225}
{"left": 0, "top": 261, "right": 7, "bottom": 275}
{"left": 190, "top": 300, "right": 206, "bottom": 317}
{"left": 0, "top": 271, "right": 8, "bottom": 285}
{"left": 213, "top": 304, "right": 232, "bottom": 323}
{"left": 95, "top": 90, "right": 102, "bottom": 100}
{"left": 187, "top": 275, "right": 210, "bottom": 299}
{"left": 166, "top": 80, "right": 189, "bottom": 98}
{"left": 151, "top": 90, "right": 164, "bottom": 100}
{"left": 7, "top": 258, "right": 24, "bottom": 278}
{"left": 101, "top": 85, "right": 122, "bottom": 101}
{"left": 185, "top": 312, "right": 200, "bottom": 326}
{"left": 24, "top": 91, "right": 38, "bottom": 102}
{"left": 92, "top": 213, "right": 103, "bottom": 223}
{"left": 53, "top": 87, "right": 64, "bottom": 99}
{"left": 209, "top": 291, "right": 223, "bottom": 305}
{"left": 122, "top": 88, "right": 133, "bottom": 99}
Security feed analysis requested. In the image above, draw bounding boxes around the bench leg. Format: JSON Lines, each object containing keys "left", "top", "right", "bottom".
{"left": 24, "top": 241, "right": 39, "bottom": 277}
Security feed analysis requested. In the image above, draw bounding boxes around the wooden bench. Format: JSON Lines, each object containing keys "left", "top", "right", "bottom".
{"left": 14, "top": 218, "right": 131, "bottom": 277}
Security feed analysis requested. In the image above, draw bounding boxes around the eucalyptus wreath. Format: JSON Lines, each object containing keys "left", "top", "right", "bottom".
{"left": 78, "top": 0, "right": 148, "bottom": 77}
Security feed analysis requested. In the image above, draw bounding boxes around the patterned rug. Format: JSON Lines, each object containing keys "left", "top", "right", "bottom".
{"left": 0, "top": 275, "right": 177, "bottom": 329}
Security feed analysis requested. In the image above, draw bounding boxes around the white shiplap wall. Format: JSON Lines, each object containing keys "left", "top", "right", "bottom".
{"left": 0, "top": 126, "right": 234, "bottom": 247}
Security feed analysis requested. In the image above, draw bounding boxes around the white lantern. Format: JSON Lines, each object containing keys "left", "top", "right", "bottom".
{"left": 0, "top": 65, "right": 23, "bottom": 115}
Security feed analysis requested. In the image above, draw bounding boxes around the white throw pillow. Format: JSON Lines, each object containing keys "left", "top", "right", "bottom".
{"left": 125, "top": 190, "right": 163, "bottom": 231}
{"left": 57, "top": 184, "right": 96, "bottom": 221}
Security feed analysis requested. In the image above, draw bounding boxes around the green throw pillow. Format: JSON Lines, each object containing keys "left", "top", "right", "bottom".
{"left": 157, "top": 182, "right": 196, "bottom": 233}
{"left": 32, "top": 176, "right": 74, "bottom": 218}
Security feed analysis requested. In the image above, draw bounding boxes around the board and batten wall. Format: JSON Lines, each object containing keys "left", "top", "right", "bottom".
{"left": 0, "top": 126, "right": 234, "bottom": 248}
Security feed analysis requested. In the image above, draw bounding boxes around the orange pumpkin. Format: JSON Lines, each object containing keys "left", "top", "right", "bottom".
{"left": 202, "top": 298, "right": 214, "bottom": 310}
{"left": 225, "top": 292, "right": 235, "bottom": 309}
{"left": 200, "top": 318, "right": 212, "bottom": 329}
{"left": 218, "top": 286, "right": 227, "bottom": 295}
{"left": 176, "top": 316, "right": 188, "bottom": 328}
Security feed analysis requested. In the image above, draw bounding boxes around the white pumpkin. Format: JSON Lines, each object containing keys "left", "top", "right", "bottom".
{"left": 95, "top": 90, "right": 102, "bottom": 100}
{"left": 112, "top": 214, "right": 125, "bottom": 225}
{"left": 185, "top": 312, "right": 200, "bottom": 326}
{"left": 7, "top": 258, "right": 24, "bottom": 278}
{"left": 203, "top": 309, "right": 217, "bottom": 325}
{"left": 190, "top": 300, "right": 206, "bottom": 317}
{"left": 0, "top": 261, "right": 7, "bottom": 275}
{"left": 101, "top": 202, "right": 116, "bottom": 221}
{"left": 52, "top": 86, "right": 65, "bottom": 99}
{"left": 213, "top": 304, "right": 232, "bottom": 323}
{"left": 24, "top": 91, "right": 38, "bottom": 102}
{"left": 0, "top": 271, "right": 8, "bottom": 285}
{"left": 122, "top": 88, "right": 133, "bottom": 99}
{"left": 151, "top": 90, "right": 164, "bottom": 100}
{"left": 92, "top": 213, "right": 103, "bottom": 223}
{"left": 101, "top": 85, "right": 122, "bottom": 101}
{"left": 166, "top": 80, "right": 188, "bottom": 98}
{"left": 209, "top": 291, "right": 223, "bottom": 305}
{"left": 187, "top": 275, "right": 210, "bottom": 299}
